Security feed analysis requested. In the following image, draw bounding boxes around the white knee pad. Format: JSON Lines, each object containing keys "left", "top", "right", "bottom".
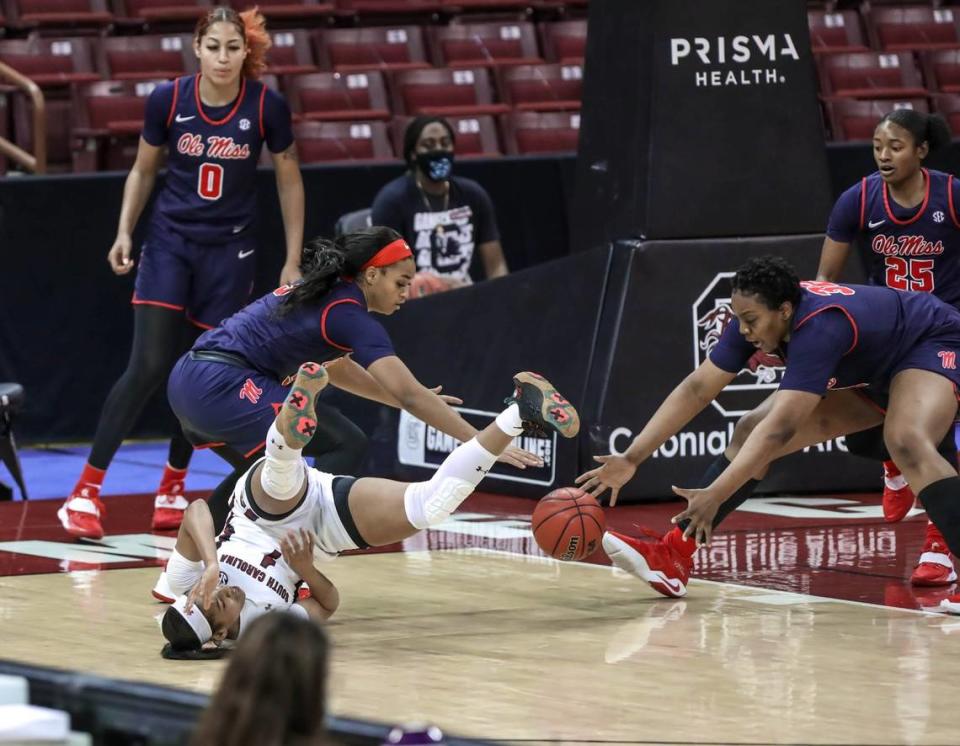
{"left": 261, "top": 457, "right": 306, "bottom": 501}
{"left": 404, "top": 476, "right": 473, "bottom": 529}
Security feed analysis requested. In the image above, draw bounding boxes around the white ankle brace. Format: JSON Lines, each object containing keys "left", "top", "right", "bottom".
{"left": 403, "top": 437, "right": 497, "bottom": 529}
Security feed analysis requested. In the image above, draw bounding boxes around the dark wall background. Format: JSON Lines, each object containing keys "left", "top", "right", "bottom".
{"left": 0, "top": 142, "right": 956, "bottom": 446}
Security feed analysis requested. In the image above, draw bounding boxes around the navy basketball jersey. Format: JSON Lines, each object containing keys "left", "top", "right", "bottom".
{"left": 195, "top": 281, "right": 396, "bottom": 381}
{"left": 710, "top": 280, "right": 960, "bottom": 395}
{"left": 828, "top": 169, "right": 960, "bottom": 308}
{"left": 142, "top": 74, "right": 293, "bottom": 244}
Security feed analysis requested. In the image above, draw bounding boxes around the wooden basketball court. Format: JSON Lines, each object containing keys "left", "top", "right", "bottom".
{"left": 1, "top": 491, "right": 958, "bottom": 745}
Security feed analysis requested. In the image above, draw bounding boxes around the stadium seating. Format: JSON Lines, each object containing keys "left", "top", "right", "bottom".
{"left": 97, "top": 34, "right": 197, "bottom": 80}
{"left": 293, "top": 119, "right": 394, "bottom": 161}
{"left": 921, "top": 49, "right": 960, "bottom": 93}
{"left": 72, "top": 79, "right": 160, "bottom": 171}
{"left": 2, "top": 0, "right": 113, "bottom": 32}
{"left": 498, "top": 62, "right": 582, "bottom": 111}
{"left": 111, "top": 0, "right": 210, "bottom": 27}
{"left": 931, "top": 92, "right": 960, "bottom": 135}
{"left": 501, "top": 109, "right": 579, "bottom": 154}
{"left": 825, "top": 97, "right": 930, "bottom": 141}
{"left": 0, "top": 36, "right": 99, "bottom": 86}
{"left": 539, "top": 19, "right": 587, "bottom": 63}
{"left": 391, "top": 66, "right": 509, "bottom": 116}
{"left": 808, "top": 10, "right": 869, "bottom": 54}
{"left": 265, "top": 29, "right": 317, "bottom": 75}
{"left": 818, "top": 51, "right": 927, "bottom": 99}
{"left": 284, "top": 70, "right": 391, "bottom": 121}
{"left": 429, "top": 21, "right": 542, "bottom": 67}
{"left": 312, "top": 25, "right": 430, "bottom": 72}
{"left": 868, "top": 5, "right": 960, "bottom": 52}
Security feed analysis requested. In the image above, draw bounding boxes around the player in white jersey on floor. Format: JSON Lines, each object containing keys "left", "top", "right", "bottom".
{"left": 157, "top": 361, "right": 579, "bottom": 658}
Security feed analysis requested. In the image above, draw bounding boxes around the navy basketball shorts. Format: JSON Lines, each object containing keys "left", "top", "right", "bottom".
{"left": 133, "top": 218, "right": 256, "bottom": 329}
{"left": 167, "top": 354, "right": 287, "bottom": 457}
{"left": 889, "top": 335, "right": 960, "bottom": 405}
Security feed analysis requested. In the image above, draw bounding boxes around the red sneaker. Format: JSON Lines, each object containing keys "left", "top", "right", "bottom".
{"left": 602, "top": 529, "right": 692, "bottom": 598}
{"left": 151, "top": 494, "right": 189, "bottom": 531}
{"left": 882, "top": 461, "right": 915, "bottom": 523}
{"left": 911, "top": 523, "right": 957, "bottom": 587}
{"left": 56, "top": 491, "right": 105, "bottom": 540}
{"left": 297, "top": 585, "right": 313, "bottom": 601}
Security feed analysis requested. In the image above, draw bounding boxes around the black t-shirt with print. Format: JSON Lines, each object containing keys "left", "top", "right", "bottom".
{"left": 371, "top": 173, "right": 500, "bottom": 283}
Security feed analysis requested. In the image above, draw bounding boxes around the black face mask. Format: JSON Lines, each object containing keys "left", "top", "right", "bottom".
{"left": 415, "top": 150, "right": 454, "bottom": 182}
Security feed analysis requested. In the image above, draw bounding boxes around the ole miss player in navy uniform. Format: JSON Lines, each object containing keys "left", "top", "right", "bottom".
{"left": 819, "top": 109, "right": 959, "bottom": 586}
{"left": 166, "top": 227, "right": 542, "bottom": 530}
{"left": 578, "top": 257, "right": 960, "bottom": 617}
{"left": 58, "top": 7, "right": 305, "bottom": 541}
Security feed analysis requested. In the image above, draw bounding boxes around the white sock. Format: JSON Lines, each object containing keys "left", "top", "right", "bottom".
{"left": 261, "top": 422, "right": 306, "bottom": 501}
{"left": 495, "top": 402, "right": 524, "bottom": 437}
{"left": 404, "top": 437, "right": 498, "bottom": 529}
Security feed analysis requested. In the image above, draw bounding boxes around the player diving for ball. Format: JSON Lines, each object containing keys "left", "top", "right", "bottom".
{"left": 157, "top": 362, "right": 579, "bottom": 658}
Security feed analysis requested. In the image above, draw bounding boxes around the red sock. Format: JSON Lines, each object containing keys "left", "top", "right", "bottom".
{"left": 72, "top": 463, "right": 105, "bottom": 499}
{"left": 664, "top": 525, "right": 697, "bottom": 558}
{"left": 157, "top": 464, "right": 188, "bottom": 497}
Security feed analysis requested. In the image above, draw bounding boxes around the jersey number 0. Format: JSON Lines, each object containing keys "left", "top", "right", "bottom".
{"left": 198, "top": 162, "right": 224, "bottom": 201}
{"left": 885, "top": 257, "right": 934, "bottom": 293}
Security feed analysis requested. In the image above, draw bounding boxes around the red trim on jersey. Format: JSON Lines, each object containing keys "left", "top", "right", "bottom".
{"left": 883, "top": 168, "right": 930, "bottom": 226}
{"left": 131, "top": 295, "right": 185, "bottom": 312}
{"left": 258, "top": 84, "right": 267, "bottom": 139}
{"left": 194, "top": 74, "right": 247, "bottom": 126}
{"left": 858, "top": 177, "right": 867, "bottom": 231}
{"left": 166, "top": 77, "right": 181, "bottom": 129}
{"left": 244, "top": 441, "right": 266, "bottom": 458}
{"left": 185, "top": 314, "right": 215, "bottom": 330}
{"left": 948, "top": 174, "right": 960, "bottom": 229}
{"left": 193, "top": 441, "right": 227, "bottom": 450}
{"left": 794, "top": 304, "right": 859, "bottom": 356}
{"left": 320, "top": 298, "right": 363, "bottom": 352}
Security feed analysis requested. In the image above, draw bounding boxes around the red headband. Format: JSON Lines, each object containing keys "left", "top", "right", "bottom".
{"left": 359, "top": 238, "right": 413, "bottom": 272}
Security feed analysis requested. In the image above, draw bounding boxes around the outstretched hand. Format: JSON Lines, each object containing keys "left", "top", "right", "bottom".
{"left": 670, "top": 486, "right": 721, "bottom": 547}
{"left": 497, "top": 446, "right": 544, "bottom": 470}
{"left": 575, "top": 454, "right": 637, "bottom": 506}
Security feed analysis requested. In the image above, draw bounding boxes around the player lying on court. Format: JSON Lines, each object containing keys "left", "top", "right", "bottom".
{"left": 577, "top": 256, "right": 960, "bottom": 610}
{"left": 159, "top": 362, "right": 579, "bottom": 657}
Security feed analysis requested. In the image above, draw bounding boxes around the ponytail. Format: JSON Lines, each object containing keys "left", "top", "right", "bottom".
{"left": 878, "top": 109, "right": 953, "bottom": 153}
{"left": 277, "top": 227, "right": 405, "bottom": 316}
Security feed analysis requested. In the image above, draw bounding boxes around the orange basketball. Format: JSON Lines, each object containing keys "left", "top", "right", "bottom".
{"left": 409, "top": 273, "right": 450, "bottom": 299}
{"left": 531, "top": 487, "right": 606, "bottom": 561}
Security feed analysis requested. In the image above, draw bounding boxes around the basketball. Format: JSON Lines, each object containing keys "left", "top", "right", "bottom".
{"left": 409, "top": 272, "right": 451, "bottom": 299}
{"left": 531, "top": 487, "right": 605, "bottom": 561}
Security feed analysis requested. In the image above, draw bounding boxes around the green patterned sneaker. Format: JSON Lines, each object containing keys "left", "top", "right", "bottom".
{"left": 276, "top": 362, "right": 329, "bottom": 449}
{"left": 506, "top": 372, "right": 580, "bottom": 439}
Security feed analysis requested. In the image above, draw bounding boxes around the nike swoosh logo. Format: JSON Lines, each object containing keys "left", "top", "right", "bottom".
{"left": 660, "top": 577, "right": 683, "bottom": 594}
{"left": 175, "top": 114, "right": 195, "bottom": 123}
{"left": 238, "top": 249, "right": 255, "bottom": 259}
{"left": 868, "top": 219, "right": 885, "bottom": 229}
{"left": 232, "top": 224, "right": 247, "bottom": 234}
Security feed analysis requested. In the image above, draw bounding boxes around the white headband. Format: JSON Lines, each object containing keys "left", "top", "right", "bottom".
{"left": 171, "top": 595, "right": 213, "bottom": 645}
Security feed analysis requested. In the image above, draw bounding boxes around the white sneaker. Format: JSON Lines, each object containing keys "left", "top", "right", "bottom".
{"left": 152, "top": 570, "right": 175, "bottom": 603}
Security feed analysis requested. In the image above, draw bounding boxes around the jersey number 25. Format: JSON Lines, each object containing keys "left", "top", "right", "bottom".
{"left": 885, "top": 257, "right": 934, "bottom": 293}
{"left": 198, "top": 162, "right": 224, "bottom": 201}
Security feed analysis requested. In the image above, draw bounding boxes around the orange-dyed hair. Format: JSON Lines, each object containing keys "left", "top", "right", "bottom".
{"left": 194, "top": 5, "right": 271, "bottom": 80}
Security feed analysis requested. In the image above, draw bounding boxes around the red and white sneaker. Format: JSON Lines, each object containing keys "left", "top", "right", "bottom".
{"left": 602, "top": 530, "right": 692, "bottom": 598}
{"left": 297, "top": 585, "right": 313, "bottom": 601}
{"left": 882, "top": 461, "right": 915, "bottom": 523}
{"left": 911, "top": 524, "right": 957, "bottom": 586}
{"left": 56, "top": 492, "right": 105, "bottom": 540}
{"left": 151, "top": 494, "right": 189, "bottom": 531}
{"left": 151, "top": 569, "right": 175, "bottom": 603}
